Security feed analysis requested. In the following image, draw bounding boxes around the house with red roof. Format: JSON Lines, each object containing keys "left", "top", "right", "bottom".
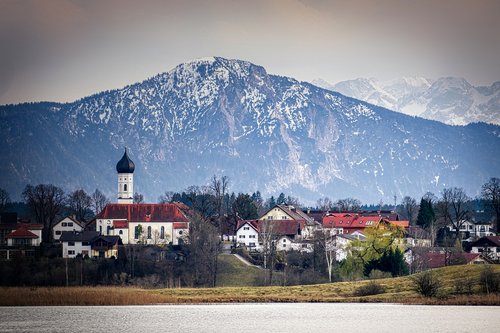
{"left": 0, "top": 215, "right": 43, "bottom": 260}
{"left": 322, "top": 213, "right": 409, "bottom": 236}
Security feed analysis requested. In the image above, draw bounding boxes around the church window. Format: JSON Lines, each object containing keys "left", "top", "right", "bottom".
{"left": 134, "top": 226, "right": 140, "bottom": 239}
{"left": 147, "top": 226, "right": 152, "bottom": 239}
{"left": 160, "top": 226, "right": 165, "bottom": 239}
{"left": 124, "top": 184, "right": 128, "bottom": 192}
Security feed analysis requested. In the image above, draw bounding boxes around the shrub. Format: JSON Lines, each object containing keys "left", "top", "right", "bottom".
{"left": 453, "top": 277, "right": 475, "bottom": 295}
{"left": 354, "top": 281, "right": 386, "bottom": 296}
{"left": 369, "top": 269, "right": 392, "bottom": 280}
{"left": 412, "top": 270, "right": 441, "bottom": 297}
{"left": 479, "top": 266, "right": 500, "bottom": 294}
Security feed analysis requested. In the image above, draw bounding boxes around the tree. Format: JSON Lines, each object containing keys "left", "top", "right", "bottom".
{"left": 416, "top": 197, "right": 435, "bottom": 229}
{"left": 22, "top": 184, "right": 66, "bottom": 243}
{"left": 133, "top": 192, "right": 144, "bottom": 204}
{"left": 187, "top": 214, "right": 221, "bottom": 287}
{"left": 158, "top": 191, "right": 175, "bottom": 204}
{"left": 67, "top": 189, "right": 93, "bottom": 222}
{"left": 0, "top": 188, "right": 11, "bottom": 213}
{"left": 481, "top": 177, "right": 500, "bottom": 234}
{"left": 276, "top": 193, "right": 286, "bottom": 205}
{"left": 91, "top": 189, "right": 109, "bottom": 215}
{"left": 336, "top": 198, "right": 361, "bottom": 212}
{"left": 438, "top": 187, "right": 470, "bottom": 241}
{"left": 232, "top": 193, "right": 258, "bottom": 220}
{"left": 260, "top": 219, "right": 279, "bottom": 285}
{"left": 251, "top": 191, "right": 265, "bottom": 215}
{"left": 315, "top": 230, "right": 336, "bottom": 282}
{"left": 400, "top": 196, "right": 418, "bottom": 225}
{"left": 316, "top": 197, "right": 334, "bottom": 211}
{"left": 347, "top": 221, "right": 406, "bottom": 277}
{"left": 266, "top": 196, "right": 276, "bottom": 209}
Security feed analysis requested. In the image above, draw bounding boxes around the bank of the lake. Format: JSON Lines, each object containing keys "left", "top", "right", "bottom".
{"left": 1, "top": 265, "right": 499, "bottom": 306}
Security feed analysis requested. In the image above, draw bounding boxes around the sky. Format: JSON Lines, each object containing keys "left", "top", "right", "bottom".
{"left": 1, "top": 0, "right": 499, "bottom": 105}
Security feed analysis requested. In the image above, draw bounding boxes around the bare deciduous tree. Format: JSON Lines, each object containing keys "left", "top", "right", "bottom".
{"left": 91, "top": 189, "right": 109, "bottom": 215}
{"left": 316, "top": 197, "right": 334, "bottom": 211}
{"left": 315, "top": 229, "right": 336, "bottom": 282}
{"left": 438, "top": 187, "right": 470, "bottom": 241}
{"left": 0, "top": 188, "right": 11, "bottom": 213}
{"left": 22, "top": 184, "right": 66, "bottom": 243}
{"left": 260, "top": 219, "right": 279, "bottom": 285}
{"left": 336, "top": 197, "right": 362, "bottom": 212}
{"left": 68, "top": 189, "right": 93, "bottom": 222}
{"left": 158, "top": 191, "right": 175, "bottom": 204}
{"left": 400, "top": 196, "right": 418, "bottom": 225}
{"left": 133, "top": 192, "right": 144, "bottom": 204}
{"left": 481, "top": 177, "right": 500, "bottom": 233}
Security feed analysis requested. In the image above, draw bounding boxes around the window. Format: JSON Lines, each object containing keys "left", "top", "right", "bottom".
{"left": 82, "top": 242, "right": 89, "bottom": 246}
{"left": 62, "top": 222, "right": 67, "bottom": 227}
{"left": 283, "top": 244, "right": 286, "bottom": 247}
{"left": 249, "top": 242, "right": 256, "bottom": 247}
{"left": 119, "top": 230, "right": 123, "bottom": 235}
{"left": 68, "top": 242, "right": 75, "bottom": 246}
{"left": 268, "top": 216, "right": 273, "bottom": 220}
{"left": 68, "top": 250, "right": 75, "bottom": 255}
{"left": 99, "top": 226, "right": 102, "bottom": 234}
{"left": 179, "top": 230, "right": 183, "bottom": 235}
{"left": 282, "top": 216, "right": 287, "bottom": 220}
{"left": 67, "top": 222, "right": 73, "bottom": 227}
{"left": 283, "top": 239, "right": 286, "bottom": 243}
{"left": 55, "top": 230, "right": 61, "bottom": 235}
{"left": 106, "top": 226, "right": 111, "bottom": 235}
{"left": 147, "top": 226, "right": 152, "bottom": 239}
{"left": 14, "top": 238, "right": 32, "bottom": 246}
{"left": 124, "top": 184, "right": 128, "bottom": 192}
{"left": 160, "top": 226, "right": 165, "bottom": 239}
{"left": 249, "top": 235, "right": 256, "bottom": 238}
{"left": 82, "top": 250, "right": 89, "bottom": 256}
{"left": 134, "top": 226, "right": 140, "bottom": 239}
{"left": 239, "top": 235, "right": 246, "bottom": 239}
{"left": 243, "top": 226, "right": 250, "bottom": 230}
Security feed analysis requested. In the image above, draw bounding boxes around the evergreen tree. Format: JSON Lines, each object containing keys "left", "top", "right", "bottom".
{"left": 416, "top": 198, "right": 434, "bottom": 229}
{"left": 277, "top": 193, "right": 286, "bottom": 205}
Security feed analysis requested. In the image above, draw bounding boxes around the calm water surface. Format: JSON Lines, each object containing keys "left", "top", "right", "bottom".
{"left": 1, "top": 303, "right": 499, "bottom": 332}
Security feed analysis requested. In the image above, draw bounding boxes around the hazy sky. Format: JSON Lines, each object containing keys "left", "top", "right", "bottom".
{"left": 1, "top": 0, "right": 499, "bottom": 104}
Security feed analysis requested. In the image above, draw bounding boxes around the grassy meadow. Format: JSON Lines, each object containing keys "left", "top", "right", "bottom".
{"left": 1, "top": 264, "right": 499, "bottom": 306}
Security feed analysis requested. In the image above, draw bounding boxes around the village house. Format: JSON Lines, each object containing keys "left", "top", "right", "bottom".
{"left": 0, "top": 213, "right": 43, "bottom": 260}
{"left": 94, "top": 149, "right": 190, "bottom": 246}
{"left": 259, "top": 204, "right": 320, "bottom": 240}
{"left": 60, "top": 230, "right": 122, "bottom": 259}
{"left": 52, "top": 215, "right": 85, "bottom": 241}
{"left": 447, "top": 219, "right": 495, "bottom": 240}
{"left": 322, "top": 212, "right": 409, "bottom": 236}
{"left": 470, "top": 236, "right": 500, "bottom": 262}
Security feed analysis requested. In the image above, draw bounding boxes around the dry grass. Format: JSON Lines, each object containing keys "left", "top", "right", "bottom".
{"left": 1, "top": 265, "right": 499, "bottom": 306}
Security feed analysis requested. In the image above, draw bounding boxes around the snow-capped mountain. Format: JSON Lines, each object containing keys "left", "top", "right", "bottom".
{"left": 313, "top": 77, "right": 500, "bottom": 125}
{"left": 1, "top": 57, "right": 499, "bottom": 204}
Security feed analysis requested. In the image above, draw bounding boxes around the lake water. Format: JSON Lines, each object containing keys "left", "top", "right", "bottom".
{"left": 0, "top": 303, "right": 499, "bottom": 332}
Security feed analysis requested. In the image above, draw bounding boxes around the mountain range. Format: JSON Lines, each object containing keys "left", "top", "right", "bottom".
{"left": 312, "top": 77, "right": 500, "bottom": 126}
{"left": 1, "top": 57, "right": 499, "bottom": 204}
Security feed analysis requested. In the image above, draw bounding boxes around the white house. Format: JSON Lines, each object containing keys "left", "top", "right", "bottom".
{"left": 447, "top": 220, "right": 495, "bottom": 240}
{"left": 52, "top": 216, "right": 85, "bottom": 241}
{"left": 470, "top": 236, "right": 500, "bottom": 261}
{"left": 5, "top": 225, "right": 43, "bottom": 247}
{"left": 60, "top": 231, "right": 99, "bottom": 258}
{"left": 235, "top": 220, "right": 260, "bottom": 250}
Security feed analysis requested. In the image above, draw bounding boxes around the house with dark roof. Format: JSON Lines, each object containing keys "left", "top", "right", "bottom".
{"left": 60, "top": 230, "right": 122, "bottom": 259}
{"left": 470, "top": 236, "right": 500, "bottom": 262}
{"left": 52, "top": 215, "right": 85, "bottom": 241}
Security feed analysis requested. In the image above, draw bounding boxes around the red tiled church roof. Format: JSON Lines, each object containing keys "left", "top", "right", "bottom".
{"left": 97, "top": 204, "right": 189, "bottom": 223}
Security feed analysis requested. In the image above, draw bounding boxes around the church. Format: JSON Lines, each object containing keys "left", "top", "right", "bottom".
{"left": 95, "top": 149, "right": 190, "bottom": 245}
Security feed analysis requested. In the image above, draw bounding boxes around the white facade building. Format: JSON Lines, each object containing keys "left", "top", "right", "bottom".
{"left": 53, "top": 216, "right": 84, "bottom": 241}
{"left": 116, "top": 148, "right": 135, "bottom": 204}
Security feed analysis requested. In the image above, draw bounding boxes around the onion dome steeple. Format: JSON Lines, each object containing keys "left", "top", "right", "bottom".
{"left": 116, "top": 148, "right": 135, "bottom": 174}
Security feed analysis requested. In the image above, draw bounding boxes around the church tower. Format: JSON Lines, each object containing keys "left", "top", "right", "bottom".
{"left": 116, "top": 148, "right": 135, "bottom": 204}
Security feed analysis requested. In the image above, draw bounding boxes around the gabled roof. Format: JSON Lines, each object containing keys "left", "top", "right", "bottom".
{"left": 93, "top": 235, "right": 121, "bottom": 246}
{"left": 323, "top": 214, "right": 382, "bottom": 228}
{"left": 276, "top": 205, "right": 313, "bottom": 222}
{"left": 5, "top": 226, "right": 39, "bottom": 239}
{"left": 59, "top": 231, "right": 100, "bottom": 242}
{"left": 237, "top": 219, "right": 302, "bottom": 237}
{"left": 97, "top": 204, "right": 189, "bottom": 223}
{"left": 173, "top": 222, "right": 189, "bottom": 229}
{"left": 471, "top": 236, "right": 500, "bottom": 247}
{"left": 55, "top": 215, "right": 85, "bottom": 228}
